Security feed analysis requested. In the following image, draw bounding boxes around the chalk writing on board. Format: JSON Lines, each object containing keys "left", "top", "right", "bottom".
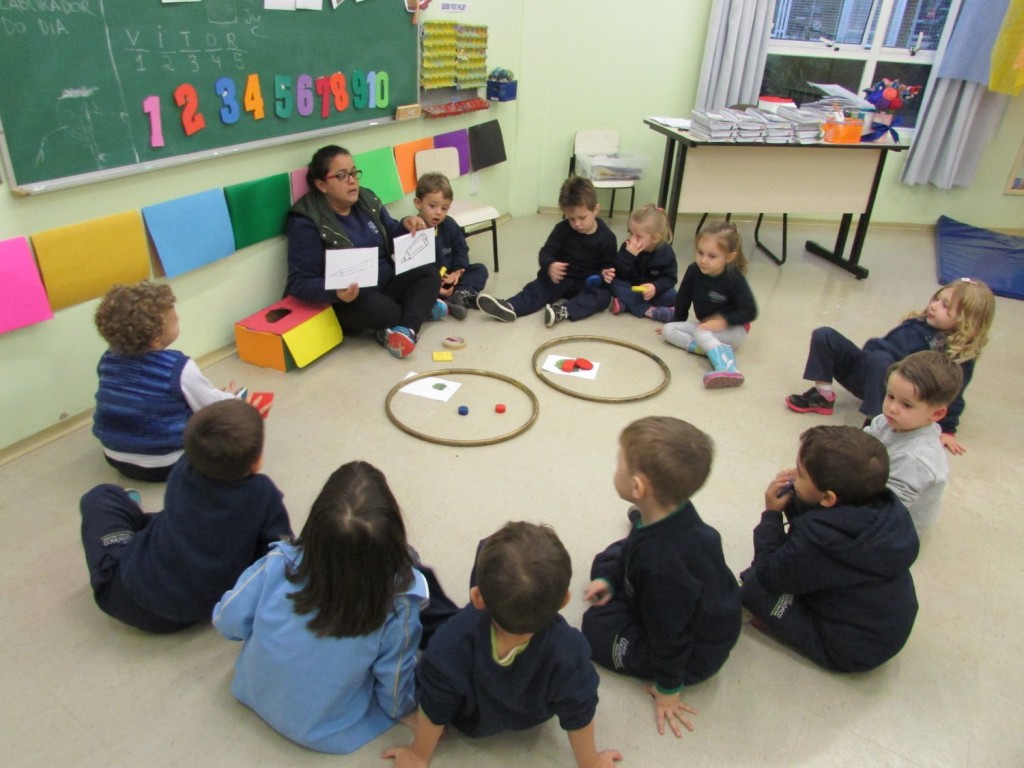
{"left": 0, "top": 0, "right": 418, "bottom": 190}
{"left": 36, "top": 87, "right": 130, "bottom": 171}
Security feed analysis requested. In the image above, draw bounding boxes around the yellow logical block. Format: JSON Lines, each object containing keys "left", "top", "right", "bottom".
{"left": 432, "top": 350, "right": 453, "bottom": 362}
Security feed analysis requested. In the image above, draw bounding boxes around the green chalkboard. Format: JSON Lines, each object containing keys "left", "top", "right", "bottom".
{"left": 0, "top": 0, "right": 418, "bottom": 193}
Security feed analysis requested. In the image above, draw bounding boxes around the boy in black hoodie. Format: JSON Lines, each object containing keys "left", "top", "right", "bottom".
{"left": 739, "top": 425, "right": 919, "bottom": 672}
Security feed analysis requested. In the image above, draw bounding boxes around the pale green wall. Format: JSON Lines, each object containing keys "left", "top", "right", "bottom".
{"left": 1, "top": 0, "right": 1021, "bottom": 450}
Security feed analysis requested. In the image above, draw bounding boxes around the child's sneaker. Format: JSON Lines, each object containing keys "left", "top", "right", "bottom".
{"left": 646, "top": 306, "right": 675, "bottom": 323}
{"left": 477, "top": 294, "right": 516, "bottom": 322}
{"left": 544, "top": 303, "right": 569, "bottom": 327}
{"left": 785, "top": 387, "right": 834, "bottom": 414}
{"left": 610, "top": 298, "right": 623, "bottom": 315}
{"left": 445, "top": 298, "right": 468, "bottom": 321}
{"left": 452, "top": 289, "right": 475, "bottom": 309}
{"left": 385, "top": 326, "right": 417, "bottom": 359}
{"left": 431, "top": 298, "right": 449, "bottom": 321}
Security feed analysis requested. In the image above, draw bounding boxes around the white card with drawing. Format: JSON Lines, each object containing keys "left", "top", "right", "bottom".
{"left": 393, "top": 230, "right": 436, "bottom": 275}
{"left": 399, "top": 373, "right": 461, "bottom": 402}
{"left": 324, "top": 247, "right": 378, "bottom": 289}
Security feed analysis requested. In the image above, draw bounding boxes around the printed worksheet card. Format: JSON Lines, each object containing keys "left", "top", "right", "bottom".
{"left": 400, "top": 373, "right": 462, "bottom": 402}
{"left": 542, "top": 354, "right": 601, "bottom": 379}
{"left": 325, "top": 247, "right": 378, "bottom": 289}
{"left": 393, "top": 229, "right": 436, "bottom": 275}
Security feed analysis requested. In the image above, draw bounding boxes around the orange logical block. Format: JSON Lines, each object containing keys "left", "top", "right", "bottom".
{"left": 234, "top": 297, "right": 342, "bottom": 372}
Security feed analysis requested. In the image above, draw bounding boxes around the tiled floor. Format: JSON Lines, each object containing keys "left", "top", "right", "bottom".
{"left": 3, "top": 213, "right": 1021, "bottom": 767}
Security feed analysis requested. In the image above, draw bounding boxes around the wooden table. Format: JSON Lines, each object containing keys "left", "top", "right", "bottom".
{"left": 645, "top": 119, "right": 908, "bottom": 279}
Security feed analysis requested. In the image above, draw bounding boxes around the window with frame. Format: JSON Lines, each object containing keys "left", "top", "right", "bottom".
{"left": 760, "top": 0, "right": 962, "bottom": 129}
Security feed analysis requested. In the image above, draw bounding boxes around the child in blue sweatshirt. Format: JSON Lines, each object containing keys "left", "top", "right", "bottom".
{"left": 214, "top": 461, "right": 434, "bottom": 754}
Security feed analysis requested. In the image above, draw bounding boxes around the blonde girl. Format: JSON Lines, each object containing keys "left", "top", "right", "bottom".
{"left": 786, "top": 277, "right": 995, "bottom": 454}
{"left": 662, "top": 220, "right": 759, "bottom": 388}
{"left": 608, "top": 204, "right": 679, "bottom": 320}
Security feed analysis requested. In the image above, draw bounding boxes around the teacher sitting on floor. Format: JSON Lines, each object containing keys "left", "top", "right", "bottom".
{"left": 286, "top": 144, "right": 444, "bottom": 359}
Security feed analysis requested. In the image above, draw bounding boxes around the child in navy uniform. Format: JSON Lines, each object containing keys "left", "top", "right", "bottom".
{"left": 608, "top": 204, "right": 678, "bottom": 321}
{"left": 661, "top": 221, "right": 757, "bottom": 388}
{"left": 476, "top": 176, "right": 617, "bottom": 328}
{"left": 80, "top": 399, "right": 292, "bottom": 633}
{"left": 413, "top": 172, "right": 490, "bottom": 321}
{"left": 384, "top": 522, "right": 621, "bottom": 768}
{"left": 740, "top": 426, "right": 919, "bottom": 672}
{"left": 786, "top": 278, "right": 994, "bottom": 454}
{"left": 582, "top": 417, "right": 740, "bottom": 738}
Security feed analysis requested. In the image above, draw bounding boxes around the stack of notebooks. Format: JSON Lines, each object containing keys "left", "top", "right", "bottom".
{"left": 689, "top": 107, "right": 825, "bottom": 144}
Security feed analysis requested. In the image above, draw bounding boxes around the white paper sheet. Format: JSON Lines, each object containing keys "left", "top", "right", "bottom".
{"left": 325, "top": 247, "right": 378, "bottom": 289}
{"left": 399, "top": 373, "right": 462, "bottom": 402}
{"left": 393, "top": 230, "right": 436, "bottom": 275}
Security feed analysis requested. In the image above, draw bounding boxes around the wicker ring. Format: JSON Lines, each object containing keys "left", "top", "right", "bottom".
{"left": 385, "top": 368, "right": 540, "bottom": 446}
{"left": 531, "top": 335, "right": 671, "bottom": 403}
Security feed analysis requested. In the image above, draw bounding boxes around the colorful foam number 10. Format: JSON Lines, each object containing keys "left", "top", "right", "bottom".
{"left": 351, "top": 70, "right": 389, "bottom": 109}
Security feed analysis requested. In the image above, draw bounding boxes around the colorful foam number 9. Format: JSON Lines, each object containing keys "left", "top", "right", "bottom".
{"left": 173, "top": 83, "right": 206, "bottom": 136}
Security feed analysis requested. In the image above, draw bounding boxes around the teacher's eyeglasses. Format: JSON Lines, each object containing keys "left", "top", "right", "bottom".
{"left": 326, "top": 169, "right": 362, "bottom": 183}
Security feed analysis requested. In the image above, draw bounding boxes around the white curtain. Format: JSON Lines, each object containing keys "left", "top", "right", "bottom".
{"left": 900, "top": 0, "right": 1012, "bottom": 189}
{"left": 694, "top": 0, "right": 777, "bottom": 110}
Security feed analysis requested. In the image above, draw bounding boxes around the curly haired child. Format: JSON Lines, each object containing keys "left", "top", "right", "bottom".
{"left": 92, "top": 281, "right": 268, "bottom": 481}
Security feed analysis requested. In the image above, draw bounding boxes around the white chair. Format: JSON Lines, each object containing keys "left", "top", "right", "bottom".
{"left": 414, "top": 147, "right": 502, "bottom": 272}
{"left": 568, "top": 129, "right": 636, "bottom": 218}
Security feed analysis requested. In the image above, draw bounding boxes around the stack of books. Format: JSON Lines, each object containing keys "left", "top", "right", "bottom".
{"left": 690, "top": 107, "right": 825, "bottom": 144}
{"left": 689, "top": 109, "right": 738, "bottom": 141}
{"left": 775, "top": 106, "right": 829, "bottom": 143}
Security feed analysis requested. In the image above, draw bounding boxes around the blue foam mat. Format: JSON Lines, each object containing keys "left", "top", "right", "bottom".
{"left": 936, "top": 215, "right": 1024, "bottom": 301}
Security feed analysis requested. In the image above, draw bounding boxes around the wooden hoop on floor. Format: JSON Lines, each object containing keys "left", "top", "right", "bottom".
{"left": 531, "top": 335, "right": 671, "bottom": 403}
{"left": 385, "top": 368, "right": 540, "bottom": 446}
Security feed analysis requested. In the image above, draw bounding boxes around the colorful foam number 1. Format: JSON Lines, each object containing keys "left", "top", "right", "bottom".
{"left": 142, "top": 95, "right": 165, "bottom": 147}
